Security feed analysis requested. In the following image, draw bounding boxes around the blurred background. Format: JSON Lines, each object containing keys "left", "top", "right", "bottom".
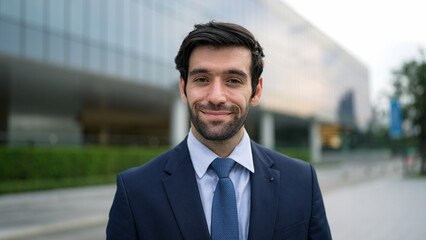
{"left": 0, "top": 0, "right": 425, "bottom": 239}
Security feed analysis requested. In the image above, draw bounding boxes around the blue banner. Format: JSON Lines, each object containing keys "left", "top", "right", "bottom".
{"left": 390, "top": 99, "right": 402, "bottom": 139}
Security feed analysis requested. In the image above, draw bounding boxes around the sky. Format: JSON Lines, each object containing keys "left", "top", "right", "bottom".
{"left": 281, "top": 0, "right": 426, "bottom": 109}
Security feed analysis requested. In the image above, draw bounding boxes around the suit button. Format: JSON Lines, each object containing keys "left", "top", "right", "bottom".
{"left": 269, "top": 177, "right": 275, "bottom": 182}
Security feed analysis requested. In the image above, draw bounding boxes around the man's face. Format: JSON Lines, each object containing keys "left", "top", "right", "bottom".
{"left": 179, "top": 46, "right": 262, "bottom": 141}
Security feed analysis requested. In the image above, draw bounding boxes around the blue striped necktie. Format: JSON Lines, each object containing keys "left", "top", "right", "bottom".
{"left": 210, "top": 157, "right": 239, "bottom": 240}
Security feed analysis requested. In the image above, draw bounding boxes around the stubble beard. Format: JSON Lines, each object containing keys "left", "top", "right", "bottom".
{"left": 189, "top": 102, "right": 250, "bottom": 141}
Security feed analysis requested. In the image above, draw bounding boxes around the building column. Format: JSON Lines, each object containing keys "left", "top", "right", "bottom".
{"left": 260, "top": 111, "right": 275, "bottom": 149}
{"left": 309, "top": 119, "right": 322, "bottom": 163}
{"left": 170, "top": 95, "right": 188, "bottom": 146}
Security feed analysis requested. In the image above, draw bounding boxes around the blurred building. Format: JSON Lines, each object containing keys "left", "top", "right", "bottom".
{"left": 0, "top": 0, "right": 370, "bottom": 161}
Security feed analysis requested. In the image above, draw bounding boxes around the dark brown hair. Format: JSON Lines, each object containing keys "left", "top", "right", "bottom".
{"left": 175, "top": 21, "right": 265, "bottom": 98}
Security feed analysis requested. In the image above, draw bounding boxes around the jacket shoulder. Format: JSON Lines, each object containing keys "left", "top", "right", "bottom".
{"left": 119, "top": 139, "right": 189, "bottom": 181}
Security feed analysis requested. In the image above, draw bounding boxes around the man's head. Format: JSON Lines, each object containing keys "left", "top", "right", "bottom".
{"left": 175, "top": 21, "right": 265, "bottom": 98}
{"left": 175, "top": 22, "right": 265, "bottom": 142}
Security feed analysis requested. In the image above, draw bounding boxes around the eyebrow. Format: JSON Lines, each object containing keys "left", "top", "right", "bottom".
{"left": 226, "top": 69, "right": 248, "bottom": 79}
{"left": 189, "top": 68, "right": 209, "bottom": 76}
{"left": 189, "top": 68, "right": 248, "bottom": 79}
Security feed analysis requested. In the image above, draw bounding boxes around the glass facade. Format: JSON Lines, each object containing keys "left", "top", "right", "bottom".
{"left": 0, "top": 0, "right": 370, "bottom": 145}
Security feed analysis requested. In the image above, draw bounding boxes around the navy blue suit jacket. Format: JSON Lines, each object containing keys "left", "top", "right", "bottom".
{"left": 107, "top": 139, "right": 331, "bottom": 239}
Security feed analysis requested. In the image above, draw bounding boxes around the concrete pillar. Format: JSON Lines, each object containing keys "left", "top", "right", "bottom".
{"left": 310, "top": 119, "right": 322, "bottom": 163}
{"left": 260, "top": 111, "right": 275, "bottom": 149}
{"left": 170, "top": 95, "right": 188, "bottom": 146}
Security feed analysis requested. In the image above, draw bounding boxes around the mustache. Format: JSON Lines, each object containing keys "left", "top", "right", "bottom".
{"left": 195, "top": 102, "right": 238, "bottom": 112}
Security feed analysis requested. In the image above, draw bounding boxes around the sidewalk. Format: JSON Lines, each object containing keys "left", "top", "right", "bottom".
{"left": 315, "top": 156, "right": 403, "bottom": 193}
{"left": 325, "top": 176, "right": 426, "bottom": 239}
{"left": 0, "top": 157, "right": 409, "bottom": 239}
{"left": 0, "top": 185, "right": 114, "bottom": 239}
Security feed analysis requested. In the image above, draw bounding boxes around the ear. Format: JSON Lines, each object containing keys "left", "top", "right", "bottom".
{"left": 179, "top": 77, "right": 188, "bottom": 103}
{"left": 250, "top": 77, "right": 263, "bottom": 106}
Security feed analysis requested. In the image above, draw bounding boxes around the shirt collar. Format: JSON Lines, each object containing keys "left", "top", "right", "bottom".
{"left": 187, "top": 128, "right": 255, "bottom": 179}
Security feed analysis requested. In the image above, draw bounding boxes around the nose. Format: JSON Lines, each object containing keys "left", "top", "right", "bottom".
{"left": 206, "top": 79, "right": 227, "bottom": 105}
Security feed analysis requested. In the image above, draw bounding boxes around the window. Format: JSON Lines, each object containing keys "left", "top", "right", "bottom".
{"left": 69, "top": 0, "right": 84, "bottom": 38}
{"left": 48, "top": 34, "right": 65, "bottom": 64}
{"left": 0, "top": 0, "right": 21, "bottom": 20}
{"left": 151, "top": 10, "right": 165, "bottom": 60}
{"left": 123, "top": 53, "right": 132, "bottom": 79}
{"left": 106, "top": 0, "right": 117, "bottom": 47}
{"left": 88, "top": 44, "right": 101, "bottom": 73}
{"left": 89, "top": 0, "right": 101, "bottom": 42}
{"left": 25, "top": 0, "right": 44, "bottom": 27}
{"left": 69, "top": 39, "right": 84, "bottom": 69}
{"left": 127, "top": 0, "right": 138, "bottom": 51}
{"left": 25, "top": 26, "right": 44, "bottom": 60}
{"left": 138, "top": 3, "right": 152, "bottom": 56}
{"left": 139, "top": 57, "right": 154, "bottom": 84}
{"left": 0, "top": 20, "right": 20, "bottom": 55}
{"left": 121, "top": 0, "right": 130, "bottom": 50}
{"left": 125, "top": 55, "right": 139, "bottom": 80}
{"left": 105, "top": 48, "right": 117, "bottom": 76}
{"left": 48, "top": 0, "right": 65, "bottom": 32}
{"left": 116, "top": 51, "right": 125, "bottom": 78}
{"left": 115, "top": 1, "right": 124, "bottom": 50}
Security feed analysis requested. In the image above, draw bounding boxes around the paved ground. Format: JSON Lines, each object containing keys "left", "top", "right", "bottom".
{"left": 325, "top": 176, "right": 426, "bottom": 240}
{"left": 16, "top": 224, "right": 106, "bottom": 240}
{"left": 315, "top": 156, "right": 403, "bottom": 193}
{"left": 1, "top": 157, "right": 424, "bottom": 240}
{"left": 0, "top": 186, "right": 114, "bottom": 240}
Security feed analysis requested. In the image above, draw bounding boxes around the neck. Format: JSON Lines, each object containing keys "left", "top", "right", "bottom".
{"left": 191, "top": 127, "right": 244, "bottom": 158}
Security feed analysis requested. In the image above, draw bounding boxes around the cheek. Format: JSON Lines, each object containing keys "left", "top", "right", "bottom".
{"left": 229, "top": 94, "right": 250, "bottom": 108}
{"left": 187, "top": 88, "right": 207, "bottom": 103}
{"left": 185, "top": 93, "right": 201, "bottom": 108}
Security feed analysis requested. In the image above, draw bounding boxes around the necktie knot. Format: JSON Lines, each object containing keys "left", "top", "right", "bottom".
{"left": 211, "top": 157, "right": 235, "bottom": 178}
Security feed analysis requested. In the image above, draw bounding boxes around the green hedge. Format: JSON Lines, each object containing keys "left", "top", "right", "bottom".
{"left": 0, "top": 175, "right": 118, "bottom": 194}
{"left": 0, "top": 146, "right": 170, "bottom": 193}
{"left": 0, "top": 146, "right": 309, "bottom": 194}
{"left": 276, "top": 148, "right": 310, "bottom": 163}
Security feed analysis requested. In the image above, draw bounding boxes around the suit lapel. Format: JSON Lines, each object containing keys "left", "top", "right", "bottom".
{"left": 162, "top": 140, "right": 210, "bottom": 240}
{"left": 248, "top": 141, "right": 280, "bottom": 240}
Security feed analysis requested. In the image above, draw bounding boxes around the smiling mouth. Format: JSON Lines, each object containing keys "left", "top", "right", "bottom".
{"left": 201, "top": 110, "right": 232, "bottom": 119}
{"left": 195, "top": 102, "right": 238, "bottom": 120}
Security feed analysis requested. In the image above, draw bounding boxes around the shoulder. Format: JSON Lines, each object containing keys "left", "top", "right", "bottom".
{"left": 251, "top": 140, "right": 313, "bottom": 174}
{"left": 119, "top": 139, "right": 189, "bottom": 182}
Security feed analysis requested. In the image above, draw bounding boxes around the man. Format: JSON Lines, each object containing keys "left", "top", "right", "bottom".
{"left": 107, "top": 21, "right": 331, "bottom": 240}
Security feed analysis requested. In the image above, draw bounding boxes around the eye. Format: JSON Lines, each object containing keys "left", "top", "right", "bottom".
{"left": 227, "top": 78, "right": 242, "bottom": 84}
{"left": 194, "top": 77, "right": 208, "bottom": 83}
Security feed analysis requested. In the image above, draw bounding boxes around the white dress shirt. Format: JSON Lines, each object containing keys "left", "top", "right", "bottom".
{"left": 187, "top": 128, "right": 254, "bottom": 240}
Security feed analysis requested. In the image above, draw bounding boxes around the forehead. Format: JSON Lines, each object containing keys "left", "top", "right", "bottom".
{"left": 188, "top": 46, "right": 251, "bottom": 74}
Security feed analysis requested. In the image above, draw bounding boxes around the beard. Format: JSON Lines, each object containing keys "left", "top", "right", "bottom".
{"left": 189, "top": 102, "right": 250, "bottom": 141}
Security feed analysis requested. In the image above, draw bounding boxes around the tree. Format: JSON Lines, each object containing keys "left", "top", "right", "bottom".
{"left": 392, "top": 49, "right": 426, "bottom": 174}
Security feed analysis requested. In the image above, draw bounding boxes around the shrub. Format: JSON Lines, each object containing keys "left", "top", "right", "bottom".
{"left": 0, "top": 146, "right": 170, "bottom": 193}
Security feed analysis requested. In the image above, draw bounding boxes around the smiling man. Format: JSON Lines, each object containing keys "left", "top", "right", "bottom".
{"left": 183, "top": 45, "right": 260, "bottom": 156}
{"left": 107, "top": 21, "right": 331, "bottom": 240}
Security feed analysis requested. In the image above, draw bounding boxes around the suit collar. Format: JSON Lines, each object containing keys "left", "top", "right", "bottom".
{"left": 162, "top": 139, "right": 281, "bottom": 240}
{"left": 162, "top": 139, "right": 211, "bottom": 240}
{"left": 163, "top": 138, "right": 188, "bottom": 174}
{"left": 187, "top": 128, "right": 255, "bottom": 179}
{"left": 248, "top": 140, "right": 280, "bottom": 240}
